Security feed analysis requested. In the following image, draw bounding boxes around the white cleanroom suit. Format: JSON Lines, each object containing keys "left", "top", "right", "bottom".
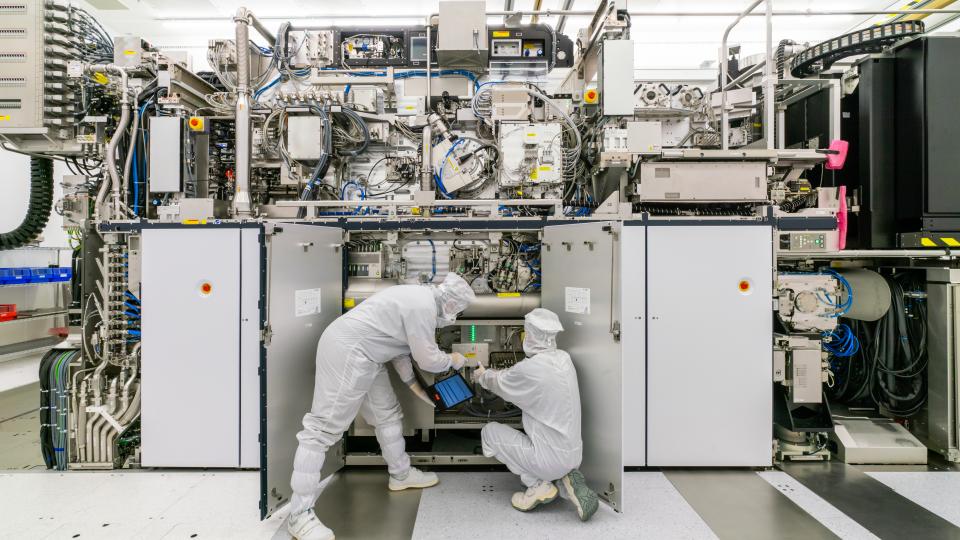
{"left": 474, "top": 308, "right": 597, "bottom": 520}
{"left": 287, "top": 273, "right": 476, "bottom": 525}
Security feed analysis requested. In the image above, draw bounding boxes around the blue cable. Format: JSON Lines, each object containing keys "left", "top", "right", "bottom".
{"left": 427, "top": 239, "right": 436, "bottom": 282}
{"left": 819, "top": 268, "right": 853, "bottom": 317}
{"left": 123, "top": 301, "right": 140, "bottom": 313}
{"left": 822, "top": 323, "right": 860, "bottom": 357}
{"left": 254, "top": 76, "right": 281, "bottom": 99}
{"left": 436, "top": 139, "right": 465, "bottom": 198}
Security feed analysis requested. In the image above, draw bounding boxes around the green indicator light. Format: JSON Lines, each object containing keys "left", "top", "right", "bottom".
{"left": 470, "top": 325, "right": 477, "bottom": 343}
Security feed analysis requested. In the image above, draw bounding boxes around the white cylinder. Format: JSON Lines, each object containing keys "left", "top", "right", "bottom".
{"left": 838, "top": 269, "right": 891, "bottom": 322}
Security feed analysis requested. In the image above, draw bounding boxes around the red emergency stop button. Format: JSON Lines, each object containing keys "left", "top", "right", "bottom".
{"left": 738, "top": 279, "right": 751, "bottom": 294}
{"left": 200, "top": 282, "right": 213, "bottom": 295}
{"left": 584, "top": 89, "right": 599, "bottom": 104}
{"left": 188, "top": 116, "right": 205, "bottom": 131}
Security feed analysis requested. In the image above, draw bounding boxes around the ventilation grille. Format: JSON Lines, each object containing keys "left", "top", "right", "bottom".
{"left": 0, "top": 28, "right": 26, "bottom": 38}
{"left": 0, "top": 4, "right": 27, "bottom": 14}
{"left": 0, "top": 98, "right": 22, "bottom": 109}
{"left": 0, "top": 52, "right": 25, "bottom": 62}
{"left": 0, "top": 76, "right": 24, "bottom": 86}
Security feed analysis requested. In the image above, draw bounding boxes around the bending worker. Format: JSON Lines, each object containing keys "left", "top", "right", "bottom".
{"left": 287, "top": 273, "right": 477, "bottom": 540}
{"left": 472, "top": 308, "right": 599, "bottom": 521}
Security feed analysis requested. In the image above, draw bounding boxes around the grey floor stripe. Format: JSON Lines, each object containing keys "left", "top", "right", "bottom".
{"left": 665, "top": 470, "right": 839, "bottom": 540}
{"left": 314, "top": 468, "right": 421, "bottom": 540}
{"left": 781, "top": 462, "right": 960, "bottom": 539}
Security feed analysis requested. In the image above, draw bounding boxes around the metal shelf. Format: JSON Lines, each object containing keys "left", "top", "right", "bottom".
{"left": 0, "top": 310, "right": 68, "bottom": 325}
{"left": 0, "top": 281, "right": 70, "bottom": 289}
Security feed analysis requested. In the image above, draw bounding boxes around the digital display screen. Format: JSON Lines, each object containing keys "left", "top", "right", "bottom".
{"left": 410, "top": 36, "right": 428, "bottom": 62}
{"left": 430, "top": 373, "right": 474, "bottom": 409}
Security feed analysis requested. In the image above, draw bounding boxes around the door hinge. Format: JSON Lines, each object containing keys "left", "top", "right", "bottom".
{"left": 261, "top": 325, "right": 273, "bottom": 345}
{"left": 611, "top": 320, "right": 621, "bottom": 342}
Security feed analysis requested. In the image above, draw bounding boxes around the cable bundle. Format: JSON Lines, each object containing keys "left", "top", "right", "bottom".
{"left": 826, "top": 273, "right": 928, "bottom": 417}
{"left": 39, "top": 348, "right": 81, "bottom": 470}
{"left": 822, "top": 323, "right": 859, "bottom": 357}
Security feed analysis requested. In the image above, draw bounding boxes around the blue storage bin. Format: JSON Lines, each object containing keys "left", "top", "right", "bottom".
{"left": 30, "top": 267, "right": 53, "bottom": 283}
{"left": 0, "top": 268, "right": 13, "bottom": 285}
{"left": 53, "top": 267, "right": 72, "bottom": 282}
{"left": 10, "top": 268, "right": 32, "bottom": 284}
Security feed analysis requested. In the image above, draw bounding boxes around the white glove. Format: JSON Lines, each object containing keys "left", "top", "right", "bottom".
{"left": 449, "top": 352, "right": 467, "bottom": 370}
{"left": 470, "top": 363, "right": 486, "bottom": 383}
{"left": 407, "top": 381, "right": 435, "bottom": 408}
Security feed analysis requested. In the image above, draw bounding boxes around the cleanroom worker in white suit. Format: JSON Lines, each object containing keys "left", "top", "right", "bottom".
{"left": 472, "top": 308, "right": 599, "bottom": 522}
{"left": 286, "top": 273, "right": 477, "bottom": 540}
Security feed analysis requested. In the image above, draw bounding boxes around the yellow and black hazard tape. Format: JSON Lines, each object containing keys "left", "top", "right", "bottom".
{"left": 899, "top": 232, "right": 960, "bottom": 248}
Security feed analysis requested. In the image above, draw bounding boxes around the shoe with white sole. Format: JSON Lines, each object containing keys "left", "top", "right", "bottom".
{"left": 388, "top": 467, "right": 439, "bottom": 491}
{"left": 560, "top": 469, "right": 599, "bottom": 522}
{"left": 287, "top": 509, "right": 335, "bottom": 540}
{"left": 510, "top": 480, "right": 559, "bottom": 512}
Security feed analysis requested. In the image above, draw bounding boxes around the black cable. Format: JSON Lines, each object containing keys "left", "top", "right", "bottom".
{"left": 0, "top": 157, "right": 54, "bottom": 250}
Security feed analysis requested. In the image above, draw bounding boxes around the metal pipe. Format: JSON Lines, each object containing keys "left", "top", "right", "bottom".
{"left": 121, "top": 89, "right": 141, "bottom": 211}
{"left": 91, "top": 65, "right": 129, "bottom": 220}
{"left": 159, "top": 8, "right": 960, "bottom": 23}
{"left": 345, "top": 282, "right": 541, "bottom": 318}
{"left": 720, "top": 0, "right": 766, "bottom": 151}
{"left": 420, "top": 123, "right": 432, "bottom": 193}
{"left": 233, "top": 8, "right": 254, "bottom": 217}
{"left": 764, "top": 0, "right": 775, "bottom": 150}
{"left": 721, "top": 60, "right": 763, "bottom": 91}
{"left": 425, "top": 19, "right": 433, "bottom": 110}
{"left": 778, "top": 249, "right": 955, "bottom": 259}
{"left": 556, "top": 0, "right": 577, "bottom": 33}
{"left": 462, "top": 293, "right": 541, "bottom": 318}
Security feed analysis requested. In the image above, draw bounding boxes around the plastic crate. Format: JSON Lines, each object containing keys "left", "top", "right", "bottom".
{"left": 4, "top": 268, "right": 32, "bottom": 285}
{"left": 53, "top": 267, "right": 72, "bottom": 282}
{"left": 30, "top": 267, "right": 54, "bottom": 283}
{"left": 0, "top": 304, "right": 16, "bottom": 322}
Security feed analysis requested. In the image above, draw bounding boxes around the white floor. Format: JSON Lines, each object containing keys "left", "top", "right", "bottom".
{"left": 3, "top": 469, "right": 960, "bottom": 540}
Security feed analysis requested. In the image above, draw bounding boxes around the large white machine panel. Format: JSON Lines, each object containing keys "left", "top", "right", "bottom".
{"left": 646, "top": 225, "right": 773, "bottom": 466}
{"left": 542, "top": 221, "right": 624, "bottom": 511}
{"left": 142, "top": 228, "right": 242, "bottom": 467}
{"left": 620, "top": 225, "right": 646, "bottom": 467}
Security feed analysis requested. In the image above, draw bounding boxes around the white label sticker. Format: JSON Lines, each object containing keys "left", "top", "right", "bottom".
{"left": 295, "top": 288, "right": 322, "bottom": 317}
{"left": 564, "top": 286, "right": 591, "bottom": 315}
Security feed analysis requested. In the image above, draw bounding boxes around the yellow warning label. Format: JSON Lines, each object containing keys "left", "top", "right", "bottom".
{"left": 123, "top": 50, "right": 137, "bottom": 56}
{"left": 343, "top": 298, "right": 356, "bottom": 308}
{"left": 0, "top": 115, "right": 10, "bottom": 121}
{"left": 492, "top": 31, "right": 510, "bottom": 37}
{"left": 93, "top": 72, "right": 109, "bottom": 85}
{"left": 538, "top": 166, "right": 552, "bottom": 171}
{"left": 181, "top": 219, "right": 208, "bottom": 225}
{"left": 465, "top": 352, "right": 476, "bottom": 358}
{"left": 921, "top": 237, "right": 937, "bottom": 247}
{"left": 497, "top": 292, "right": 521, "bottom": 298}
{"left": 942, "top": 237, "right": 960, "bottom": 247}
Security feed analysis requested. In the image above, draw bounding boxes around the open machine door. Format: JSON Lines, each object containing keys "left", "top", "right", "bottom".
{"left": 541, "top": 221, "right": 624, "bottom": 512}
{"left": 261, "top": 224, "right": 344, "bottom": 518}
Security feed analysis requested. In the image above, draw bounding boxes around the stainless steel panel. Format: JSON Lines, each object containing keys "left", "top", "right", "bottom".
{"left": 621, "top": 225, "right": 646, "bottom": 467}
{"left": 263, "top": 224, "right": 344, "bottom": 517}
{"left": 542, "top": 221, "right": 623, "bottom": 512}
{"left": 141, "top": 228, "right": 241, "bottom": 467}
{"left": 148, "top": 116, "right": 183, "bottom": 192}
{"left": 638, "top": 161, "right": 768, "bottom": 202}
{"left": 239, "top": 228, "right": 261, "bottom": 468}
{"left": 922, "top": 276, "right": 959, "bottom": 460}
{"left": 647, "top": 225, "right": 773, "bottom": 466}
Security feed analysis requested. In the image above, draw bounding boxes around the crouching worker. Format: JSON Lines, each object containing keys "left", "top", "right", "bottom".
{"left": 472, "top": 308, "right": 599, "bottom": 521}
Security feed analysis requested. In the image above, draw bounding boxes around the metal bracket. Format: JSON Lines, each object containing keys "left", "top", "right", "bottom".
{"left": 611, "top": 320, "right": 621, "bottom": 342}
{"left": 261, "top": 325, "right": 273, "bottom": 345}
